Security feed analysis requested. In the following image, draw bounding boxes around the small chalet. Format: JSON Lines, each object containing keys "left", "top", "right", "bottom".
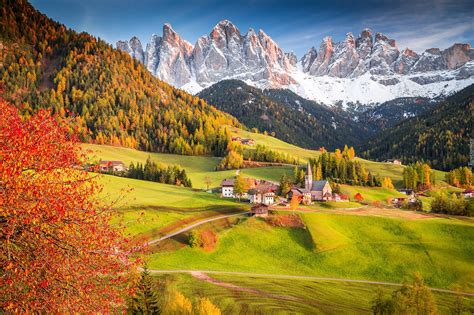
{"left": 384, "top": 159, "right": 402, "bottom": 165}
{"left": 333, "top": 193, "right": 349, "bottom": 202}
{"left": 247, "top": 181, "right": 278, "bottom": 205}
{"left": 288, "top": 188, "right": 312, "bottom": 204}
{"left": 99, "top": 160, "right": 126, "bottom": 172}
{"left": 220, "top": 178, "right": 235, "bottom": 198}
{"left": 249, "top": 204, "right": 270, "bottom": 217}
{"left": 221, "top": 177, "right": 259, "bottom": 198}
{"left": 463, "top": 189, "right": 474, "bottom": 198}
{"left": 231, "top": 137, "right": 255, "bottom": 146}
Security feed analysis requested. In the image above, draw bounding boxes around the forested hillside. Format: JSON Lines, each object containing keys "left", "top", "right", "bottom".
{"left": 361, "top": 84, "right": 473, "bottom": 170}
{"left": 0, "top": 0, "right": 240, "bottom": 156}
{"left": 198, "top": 80, "right": 369, "bottom": 150}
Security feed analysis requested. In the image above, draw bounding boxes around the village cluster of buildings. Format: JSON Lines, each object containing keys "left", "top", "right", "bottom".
{"left": 221, "top": 163, "right": 348, "bottom": 205}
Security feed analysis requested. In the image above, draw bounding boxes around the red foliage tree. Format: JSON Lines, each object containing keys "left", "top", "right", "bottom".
{"left": 0, "top": 99, "right": 139, "bottom": 312}
{"left": 354, "top": 193, "right": 364, "bottom": 202}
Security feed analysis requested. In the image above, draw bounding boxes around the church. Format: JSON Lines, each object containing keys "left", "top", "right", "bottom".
{"left": 288, "top": 163, "right": 332, "bottom": 203}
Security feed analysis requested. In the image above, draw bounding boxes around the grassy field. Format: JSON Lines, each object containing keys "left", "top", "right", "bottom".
{"left": 84, "top": 143, "right": 293, "bottom": 189}
{"left": 338, "top": 184, "right": 406, "bottom": 204}
{"left": 147, "top": 213, "right": 474, "bottom": 292}
{"left": 229, "top": 126, "right": 321, "bottom": 162}
{"left": 155, "top": 273, "right": 473, "bottom": 314}
{"left": 99, "top": 174, "right": 247, "bottom": 238}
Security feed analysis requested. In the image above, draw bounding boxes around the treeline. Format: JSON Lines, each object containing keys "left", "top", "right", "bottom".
{"left": 128, "top": 158, "right": 192, "bottom": 187}
{"left": 402, "top": 162, "right": 435, "bottom": 191}
{"left": 243, "top": 144, "right": 299, "bottom": 165}
{"left": 431, "top": 193, "right": 473, "bottom": 216}
{"left": 370, "top": 273, "right": 466, "bottom": 314}
{"left": 127, "top": 266, "right": 221, "bottom": 314}
{"left": 307, "top": 146, "right": 382, "bottom": 187}
{"left": 445, "top": 166, "right": 473, "bottom": 188}
{"left": 217, "top": 142, "right": 298, "bottom": 170}
{"left": 1, "top": 0, "right": 240, "bottom": 157}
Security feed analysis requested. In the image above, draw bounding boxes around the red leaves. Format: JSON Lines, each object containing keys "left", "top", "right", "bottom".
{"left": 0, "top": 99, "right": 140, "bottom": 312}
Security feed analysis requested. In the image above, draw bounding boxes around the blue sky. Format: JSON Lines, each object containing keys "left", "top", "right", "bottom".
{"left": 31, "top": 0, "right": 473, "bottom": 57}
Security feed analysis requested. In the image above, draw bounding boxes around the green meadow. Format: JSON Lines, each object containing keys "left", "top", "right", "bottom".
{"left": 84, "top": 143, "right": 293, "bottom": 189}
{"left": 156, "top": 273, "right": 473, "bottom": 314}
{"left": 99, "top": 174, "right": 247, "bottom": 238}
{"left": 147, "top": 213, "right": 474, "bottom": 291}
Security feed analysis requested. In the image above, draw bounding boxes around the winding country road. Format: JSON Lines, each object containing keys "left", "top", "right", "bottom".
{"left": 147, "top": 212, "right": 248, "bottom": 246}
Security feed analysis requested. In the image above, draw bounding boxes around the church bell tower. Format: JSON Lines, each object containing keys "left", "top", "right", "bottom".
{"left": 305, "top": 162, "right": 313, "bottom": 190}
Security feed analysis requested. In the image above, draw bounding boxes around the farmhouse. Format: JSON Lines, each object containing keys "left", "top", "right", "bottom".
{"left": 463, "top": 189, "right": 474, "bottom": 198}
{"left": 99, "top": 160, "right": 126, "bottom": 172}
{"left": 248, "top": 186, "right": 275, "bottom": 205}
{"left": 220, "top": 177, "right": 259, "bottom": 198}
{"left": 232, "top": 137, "right": 255, "bottom": 146}
{"left": 288, "top": 188, "right": 312, "bottom": 204}
{"left": 249, "top": 204, "right": 270, "bottom": 217}
{"left": 221, "top": 178, "right": 235, "bottom": 198}
{"left": 384, "top": 159, "right": 402, "bottom": 165}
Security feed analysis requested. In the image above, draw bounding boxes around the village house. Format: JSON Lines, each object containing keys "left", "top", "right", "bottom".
{"left": 383, "top": 159, "right": 402, "bottom": 165}
{"left": 463, "top": 189, "right": 474, "bottom": 198}
{"left": 220, "top": 177, "right": 258, "bottom": 198}
{"left": 248, "top": 181, "right": 279, "bottom": 205}
{"left": 249, "top": 204, "right": 270, "bottom": 217}
{"left": 220, "top": 178, "right": 235, "bottom": 198}
{"left": 99, "top": 160, "right": 126, "bottom": 172}
{"left": 231, "top": 136, "right": 255, "bottom": 146}
{"left": 333, "top": 193, "right": 349, "bottom": 202}
{"left": 288, "top": 188, "right": 312, "bottom": 204}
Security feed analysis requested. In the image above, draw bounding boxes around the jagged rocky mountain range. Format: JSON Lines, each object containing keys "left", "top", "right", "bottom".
{"left": 117, "top": 20, "right": 474, "bottom": 106}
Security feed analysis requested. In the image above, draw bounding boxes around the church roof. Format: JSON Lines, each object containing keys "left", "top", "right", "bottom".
{"left": 311, "top": 180, "right": 329, "bottom": 191}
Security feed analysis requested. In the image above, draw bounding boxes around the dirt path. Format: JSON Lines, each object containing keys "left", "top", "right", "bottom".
{"left": 274, "top": 205, "right": 473, "bottom": 221}
{"left": 148, "top": 269, "right": 474, "bottom": 297}
{"left": 191, "top": 271, "right": 300, "bottom": 301}
{"left": 147, "top": 212, "right": 247, "bottom": 246}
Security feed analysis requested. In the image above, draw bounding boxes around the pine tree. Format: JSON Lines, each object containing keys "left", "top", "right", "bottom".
{"left": 128, "top": 265, "right": 161, "bottom": 315}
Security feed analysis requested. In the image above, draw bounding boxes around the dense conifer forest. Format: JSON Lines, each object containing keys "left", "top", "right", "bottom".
{"left": 0, "top": 0, "right": 240, "bottom": 156}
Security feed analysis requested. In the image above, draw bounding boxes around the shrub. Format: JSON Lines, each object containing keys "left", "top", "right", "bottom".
{"left": 189, "top": 230, "right": 203, "bottom": 248}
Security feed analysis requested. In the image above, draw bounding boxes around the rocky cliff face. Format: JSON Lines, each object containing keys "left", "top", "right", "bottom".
{"left": 117, "top": 22, "right": 474, "bottom": 106}
{"left": 302, "top": 28, "right": 474, "bottom": 79}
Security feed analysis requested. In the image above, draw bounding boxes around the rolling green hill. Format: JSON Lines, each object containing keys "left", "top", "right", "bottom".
{"left": 147, "top": 213, "right": 474, "bottom": 291}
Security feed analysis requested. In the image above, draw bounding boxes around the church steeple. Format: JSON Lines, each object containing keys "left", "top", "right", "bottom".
{"left": 305, "top": 162, "right": 313, "bottom": 190}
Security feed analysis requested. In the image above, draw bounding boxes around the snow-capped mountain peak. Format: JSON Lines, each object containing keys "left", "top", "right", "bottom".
{"left": 117, "top": 23, "right": 474, "bottom": 106}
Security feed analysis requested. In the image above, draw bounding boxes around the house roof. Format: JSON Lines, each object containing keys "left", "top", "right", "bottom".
{"left": 221, "top": 178, "right": 235, "bottom": 187}
{"left": 100, "top": 160, "right": 124, "bottom": 166}
{"left": 311, "top": 180, "right": 329, "bottom": 191}
{"left": 291, "top": 188, "right": 311, "bottom": 195}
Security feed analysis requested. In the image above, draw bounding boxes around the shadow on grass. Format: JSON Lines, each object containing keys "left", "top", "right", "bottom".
{"left": 123, "top": 204, "right": 248, "bottom": 214}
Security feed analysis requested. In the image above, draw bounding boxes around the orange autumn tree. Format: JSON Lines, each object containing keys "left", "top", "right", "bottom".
{"left": 0, "top": 99, "right": 139, "bottom": 312}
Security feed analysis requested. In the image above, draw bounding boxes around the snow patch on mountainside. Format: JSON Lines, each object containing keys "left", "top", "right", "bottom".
{"left": 287, "top": 67, "right": 474, "bottom": 107}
